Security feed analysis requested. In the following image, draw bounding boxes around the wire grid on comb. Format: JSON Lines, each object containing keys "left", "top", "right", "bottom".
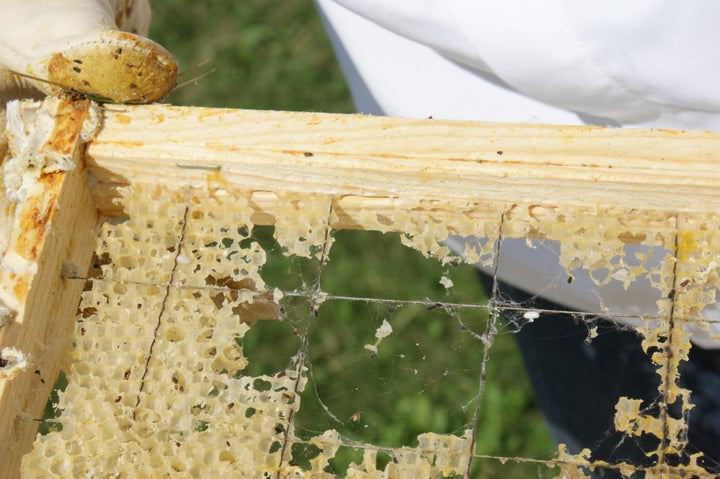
{"left": 20, "top": 178, "right": 720, "bottom": 478}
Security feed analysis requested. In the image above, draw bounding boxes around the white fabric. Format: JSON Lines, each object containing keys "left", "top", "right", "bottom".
{"left": 0, "top": 0, "right": 151, "bottom": 58}
{"left": 315, "top": 0, "right": 720, "bottom": 348}
{"left": 316, "top": 0, "right": 583, "bottom": 124}
{"left": 0, "top": 1, "right": 115, "bottom": 58}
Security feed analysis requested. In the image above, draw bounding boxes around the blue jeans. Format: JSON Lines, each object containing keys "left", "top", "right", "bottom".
{"left": 477, "top": 272, "right": 720, "bottom": 476}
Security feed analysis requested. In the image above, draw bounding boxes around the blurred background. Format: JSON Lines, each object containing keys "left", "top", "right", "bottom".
{"left": 152, "top": 1, "right": 353, "bottom": 112}
{"left": 148, "top": 1, "right": 555, "bottom": 476}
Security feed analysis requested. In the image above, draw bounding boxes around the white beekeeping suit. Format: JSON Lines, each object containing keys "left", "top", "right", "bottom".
{"left": 314, "top": 0, "right": 720, "bottom": 348}
{"left": 315, "top": 0, "right": 720, "bottom": 128}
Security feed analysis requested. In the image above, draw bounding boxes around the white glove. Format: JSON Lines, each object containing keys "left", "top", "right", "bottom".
{"left": 0, "top": 0, "right": 177, "bottom": 106}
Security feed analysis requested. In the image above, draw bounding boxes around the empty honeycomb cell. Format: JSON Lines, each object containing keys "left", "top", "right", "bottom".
{"left": 48, "top": 457, "right": 72, "bottom": 476}
{"left": 211, "top": 345, "right": 248, "bottom": 375}
{"left": 219, "top": 450, "right": 237, "bottom": 463}
{"left": 164, "top": 325, "right": 186, "bottom": 342}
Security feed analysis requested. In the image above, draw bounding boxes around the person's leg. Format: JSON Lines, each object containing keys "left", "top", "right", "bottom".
{"left": 679, "top": 346, "right": 720, "bottom": 468}
{"left": 477, "top": 271, "right": 720, "bottom": 474}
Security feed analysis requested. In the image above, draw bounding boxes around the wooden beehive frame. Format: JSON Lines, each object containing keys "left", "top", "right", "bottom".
{"left": 2, "top": 97, "right": 720, "bottom": 477}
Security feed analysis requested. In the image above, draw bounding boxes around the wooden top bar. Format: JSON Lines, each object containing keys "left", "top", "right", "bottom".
{"left": 85, "top": 104, "right": 720, "bottom": 217}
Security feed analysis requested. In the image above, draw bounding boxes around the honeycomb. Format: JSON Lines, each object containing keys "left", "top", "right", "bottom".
{"left": 11, "top": 113, "right": 720, "bottom": 477}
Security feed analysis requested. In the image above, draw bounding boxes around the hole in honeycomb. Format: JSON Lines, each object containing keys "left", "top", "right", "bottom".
{"left": 375, "top": 450, "right": 394, "bottom": 474}
{"left": 240, "top": 297, "right": 308, "bottom": 377}
{"left": 296, "top": 300, "right": 488, "bottom": 448}
{"left": 321, "top": 230, "right": 485, "bottom": 305}
{"left": 251, "top": 225, "right": 322, "bottom": 293}
{"left": 38, "top": 370, "right": 68, "bottom": 435}
{"left": 253, "top": 378, "right": 272, "bottom": 392}
{"left": 194, "top": 419, "right": 210, "bottom": 432}
{"left": 289, "top": 442, "right": 322, "bottom": 470}
{"left": 87, "top": 251, "right": 111, "bottom": 278}
{"left": 470, "top": 457, "right": 556, "bottom": 479}
{"left": 325, "top": 446, "right": 364, "bottom": 476}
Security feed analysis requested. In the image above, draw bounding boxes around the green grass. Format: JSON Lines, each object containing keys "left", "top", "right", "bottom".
{"left": 147, "top": 2, "right": 555, "bottom": 476}
{"left": 150, "top": 0, "right": 353, "bottom": 112}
